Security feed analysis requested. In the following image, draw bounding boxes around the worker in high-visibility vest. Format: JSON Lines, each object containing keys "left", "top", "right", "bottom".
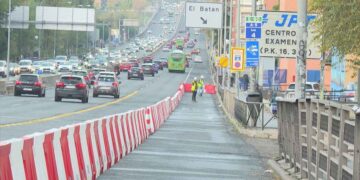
{"left": 197, "top": 75, "right": 204, "bottom": 97}
{"left": 191, "top": 77, "right": 198, "bottom": 102}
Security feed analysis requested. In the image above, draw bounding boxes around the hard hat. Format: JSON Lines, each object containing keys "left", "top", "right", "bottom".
{"left": 194, "top": 77, "right": 197, "bottom": 80}
{"left": 200, "top": 75, "right": 204, "bottom": 79}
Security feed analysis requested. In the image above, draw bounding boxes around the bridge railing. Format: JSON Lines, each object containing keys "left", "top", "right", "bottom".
{"left": 277, "top": 98, "right": 359, "bottom": 180}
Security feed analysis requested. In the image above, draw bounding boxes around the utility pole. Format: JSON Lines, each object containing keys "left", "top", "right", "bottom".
{"left": 236, "top": 0, "right": 241, "bottom": 98}
{"left": 222, "top": 0, "right": 227, "bottom": 88}
{"left": 227, "top": 0, "right": 233, "bottom": 89}
{"left": 6, "top": 0, "right": 11, "bottom": 82}
{"left": 358, "top": 69, "right": 360, "bottom": 105}
{"left": 295, "top": 0, "right": 308, "bottom": 99}
{"left": 248, "top": 0, "right": 257, "bottom": 93}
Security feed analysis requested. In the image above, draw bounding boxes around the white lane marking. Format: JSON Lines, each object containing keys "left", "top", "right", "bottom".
{"left": 132, "top": 150, "right": 251, "bottom": 161}
{"left": 184, "top": 67, "right": 193, "bottom": 83}
{"left": 110, "top": 167, "right": 244, "bottom": 178}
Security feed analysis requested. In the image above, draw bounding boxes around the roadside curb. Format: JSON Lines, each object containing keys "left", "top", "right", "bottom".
{"left": 267, "top": 159, "right": 297, "bottom": 180}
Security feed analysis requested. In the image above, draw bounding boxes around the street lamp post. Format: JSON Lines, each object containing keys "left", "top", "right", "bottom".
{"left": 6, "top": 0, "right": 12, "bottom": 81}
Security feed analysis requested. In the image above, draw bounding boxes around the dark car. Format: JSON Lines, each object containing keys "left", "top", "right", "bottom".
{"left": 160, "top": 57, "right": 168, "bottom": 68}
{"left": 142, "top": 63, "right": 155, "bottom": 77}
{"left": 154, "top": 60, "right": 164, "bottom": 70}
{"left": 152, "top": 63, "right": 159, "bottom": 73}
{"left": 186, "top": 40, "right": 195, "bottom": 48}
{"left": 128, "top": 67, "right": 144, "bottom": 80}
{"left": 55, "top": 75, "right": 89, "bottom": 103}
{"left": 14, "top": 74, "right": 46, "bottom": 97}
{"left": 93, "top": 75, "right": 120, "bottom": 98}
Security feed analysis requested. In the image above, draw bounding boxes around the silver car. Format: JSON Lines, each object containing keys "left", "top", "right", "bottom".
{"left": 55, "top": 75, "right": 89, "bottom": 103}
{"left": 93, "top": 75, "right": 120, "bottom": 98}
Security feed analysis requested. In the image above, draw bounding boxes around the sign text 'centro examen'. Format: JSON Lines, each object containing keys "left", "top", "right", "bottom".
{"left": 258, "top": 11, "right": 321, "bottom": 59}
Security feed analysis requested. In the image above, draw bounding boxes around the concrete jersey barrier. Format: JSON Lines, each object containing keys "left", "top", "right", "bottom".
{"left": 0, "top": 84, "right": 185, "bottom": 180}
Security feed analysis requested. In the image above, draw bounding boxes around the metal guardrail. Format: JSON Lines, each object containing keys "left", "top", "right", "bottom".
{"left": 234, "top": 99, "right": 277, "bottom": 130}
{"left": 277, "top": 99, "right": 359, "bottom": 180}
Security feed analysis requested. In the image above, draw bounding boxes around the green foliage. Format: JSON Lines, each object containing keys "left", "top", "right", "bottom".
{"left": 0, "top": 0, "right": 148, "bottom": 60}
{"left": 310, "top": 0, "right": 360, "bottom": 67}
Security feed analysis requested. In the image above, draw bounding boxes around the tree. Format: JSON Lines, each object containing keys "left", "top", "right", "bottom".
{"left": 310, "top": 0, "right": 360, "bottom": 103}
{"left": 310, "top": 0, "right": 360, "bottom": 67}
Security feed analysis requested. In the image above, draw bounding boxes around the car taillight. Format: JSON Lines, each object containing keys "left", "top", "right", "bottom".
{"left": 34, "top": 81, "right": 42, "bottom": 87}
{"left": 112, "top": 82, "right": 119, "bottom": 87}
{"left": 15, "top": 80, "right": 22, "bottom": 85}
{"left": 75, "top": 83, "right": 87, "bottom": 89}
{"left": 56, "top": 82, "right": 65, "bottom": 88}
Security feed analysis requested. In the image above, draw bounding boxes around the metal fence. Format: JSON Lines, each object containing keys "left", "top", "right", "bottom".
{"left": 277, "top": 99, "right": 359, "bottom": 180}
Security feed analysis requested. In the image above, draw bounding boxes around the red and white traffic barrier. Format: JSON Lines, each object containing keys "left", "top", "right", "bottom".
{"left": 0, "top": 84, "right": 185, "bottom": 180}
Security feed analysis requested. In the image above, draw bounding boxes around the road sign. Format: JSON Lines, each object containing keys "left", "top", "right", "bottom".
{"left": 245, "top": 16, "right": 262, "bottom": 39}
{"left": 257, "top": 11, "right": 321, "bottom": 58}
{"left": 246, "top": 41, "right": 260, "bottom": 67}
{"left": 219, "top": 56, "right": 228, "bottom": 67}
{"left": 246, "top": 23, "right": 262, "bottom": 39}
{"left": 230, "top": 48, "right": 245, "bottom": 72}
{"left": 185, "top": 2, "right": 223, "bottom": 29}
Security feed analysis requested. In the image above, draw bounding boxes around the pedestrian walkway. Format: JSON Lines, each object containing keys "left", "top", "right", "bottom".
{"left": 99, "top": 93, "right": 272, "bottom": 180}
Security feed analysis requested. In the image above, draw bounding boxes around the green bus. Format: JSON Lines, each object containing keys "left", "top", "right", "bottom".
{"left": 168, "top": 50, "right": 186, "bottom": 73}
{"left": 175, "top": 38, "right": 184, "bottom": 50}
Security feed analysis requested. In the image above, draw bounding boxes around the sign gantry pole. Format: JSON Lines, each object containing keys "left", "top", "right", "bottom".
{"left": 6, "top": 0, "right": 12, "bottom": 81}
{"left": 249, "top": 0, "right": 257, "bottom": 93}
{"left": 295, "top": 0, "right": 308, "bottom": 99}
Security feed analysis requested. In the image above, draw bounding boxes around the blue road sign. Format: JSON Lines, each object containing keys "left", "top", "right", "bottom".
{"left": 245, "top": 23, "right": 261, "bottom": 39}
{"left": 246, "top": 41, "right": 259, "bottom": 67}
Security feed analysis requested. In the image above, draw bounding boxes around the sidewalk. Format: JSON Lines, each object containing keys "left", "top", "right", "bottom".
{"left": 99, "top": 93, "right": 273, "bottom": 179}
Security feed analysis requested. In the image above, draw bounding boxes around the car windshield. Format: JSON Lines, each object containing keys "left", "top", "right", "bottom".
{"left": 72, "top": 71, "right": 87, "bottom": 76}
{"left": 61, "top": 76, "right": 82, "bottom": 85}
{"left": 98, "top": 76, "right": 115, "bottom": 82}
{"left": 70, "top": 60, "right": 79, "bottom": 64}
{"left": 56, "top": 56, "right": 66, "bottom": 60}
{"left": 93, "top": 70, "right": 105, "bottom": 74}
{"left": 9, "top": 63, "right": 17, "bottom": 67}
{"left": 33, "top": 61, "right": 43, "bottom": 65}
{"left": 19, "top": 61, "right": 31, "bottom": 65}
{"left": 171, "top": 53, "right": 183, "bottom": 60}
{"left": 142, "top": 65, "right": 152, "bottom": 68}
{"left": 288, "top": 84, "right": 295, "bottom": 90}
{"left": 89, "top": 60, "right": 98, "bottom": 64}
{"left": 42, "top": 63, "right": 52, "bottom": 67}
{"left": 20, "top": 75, "right": 38, "bottom": 82}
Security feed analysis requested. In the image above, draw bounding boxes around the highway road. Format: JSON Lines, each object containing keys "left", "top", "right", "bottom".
{"left": 0, "top": 4, "right": 273, "bottom": 180}
{"left": 0, "top": 7, "right": 185, "bottom": 141}
{"left": 98, "top": 20, "right": 272, "bottom": 180}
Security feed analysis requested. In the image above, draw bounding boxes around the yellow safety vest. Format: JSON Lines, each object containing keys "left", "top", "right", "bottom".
{"left": 191, "top": 81, "right": 197, "bottom": 92}
{"left": 197, "top": 79, "right": 204, "bottom": 88}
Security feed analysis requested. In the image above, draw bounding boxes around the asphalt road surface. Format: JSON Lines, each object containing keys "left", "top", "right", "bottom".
{"left": 0, "top": 8, "right": 184, "bottom": 141}
{"left": 98, "top": 30, "right": 272, "bottom": 180}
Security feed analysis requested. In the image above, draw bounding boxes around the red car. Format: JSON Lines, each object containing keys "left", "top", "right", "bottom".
{"left": 119, "top": 62, "right": 132, "bottom": 71}
{"left": 143, "top": 56, "right": 153, "bottom": 63}
{"left": 191, "top": 48, "right": 200, "bottom": 55}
